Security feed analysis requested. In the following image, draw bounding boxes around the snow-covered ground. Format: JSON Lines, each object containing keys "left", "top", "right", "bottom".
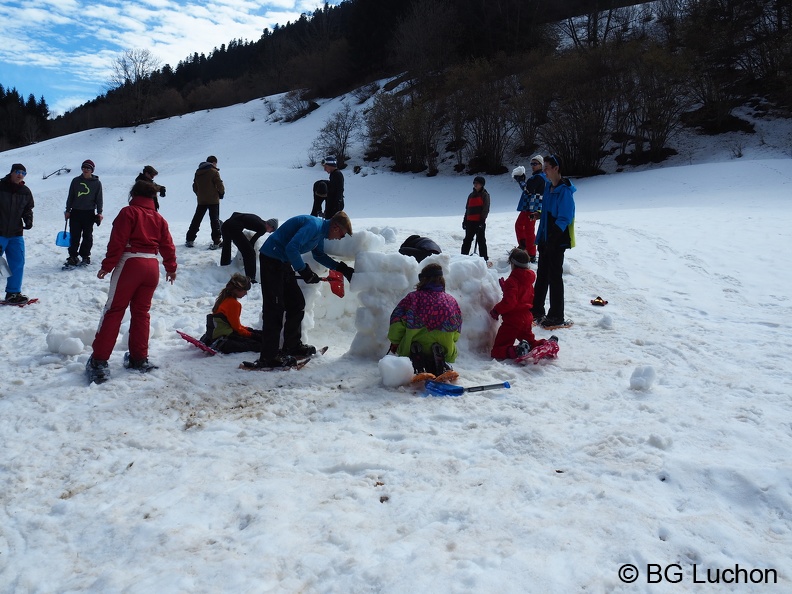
{"left": 1, "top": 92, "right": 791, "bottom": 593}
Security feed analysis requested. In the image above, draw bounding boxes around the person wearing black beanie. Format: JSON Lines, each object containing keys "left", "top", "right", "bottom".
{"left": 63, "top": 159, "right": 104, "bottom": 268}
{"left": 1, "top": 164, "right": 35, "bottom": 304}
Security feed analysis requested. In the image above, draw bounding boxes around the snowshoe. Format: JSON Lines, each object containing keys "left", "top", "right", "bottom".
{"left": 590, "top": 296, "right": 608, "bottom": 306}
{"left": 540, "top": 318, "right": 574, "bottom": 330}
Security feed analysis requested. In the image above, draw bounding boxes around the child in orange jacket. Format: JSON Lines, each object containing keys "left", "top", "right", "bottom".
{"left": 204, "top": 274, "right": 263, "bottom": 353}
{"left": 490, "top": 249, "right": 548, "bottom": 359}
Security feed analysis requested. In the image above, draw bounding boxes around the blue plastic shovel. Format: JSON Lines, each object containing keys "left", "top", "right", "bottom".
{"left": 55, "top": 221, "right": 70, "bottom": 247}
{"left": 424, "top": 380, "right": 510, "bottom": 397}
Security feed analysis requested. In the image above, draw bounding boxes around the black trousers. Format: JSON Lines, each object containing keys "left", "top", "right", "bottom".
{"left": 220, "top": 223, "right": 258, "bottom": 279}
{"left": 186, "top": 204, "right": 221, "bottom": 244}
{"left": 68, "top": 209, "right": 96, "bottom": 259}
{"left": 214, "top": 330, "right": 264, "bottom": 354}
{"left": 532, "top": 245, "right": 566, "bottom": 320}
{"left": 461, "top": 222, "right": 488, "bottom": 260}
{"left": 259, "top": 255, "right": 305, "bottom": 359}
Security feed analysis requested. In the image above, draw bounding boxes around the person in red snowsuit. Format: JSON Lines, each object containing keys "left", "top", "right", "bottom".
{"left": 489, "top": 248, "right": 548, "bottom": 359}
{"left": 86, "top": 180, "right": 177, "bottom": 382}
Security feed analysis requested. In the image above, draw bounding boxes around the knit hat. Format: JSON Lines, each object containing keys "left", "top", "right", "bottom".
{"left": 266, "top": 218, "right": 279, "bottom": 231}
{"left": 322, "top": 155, "right": 337, "bottom": 167}
{"left": 473, "top": 175, "right": 486, "bottom": 186}
{"left": 509, "top": 248, "right": 531, "bottom": 269}
{"left": 81, "top": 159, "right": 95, "bottom": 171}
{"left": 143, "top": 165, "right": 158, "bottom": 176}
{"left": 313, "top": 180, "right": 328, "bottom": 197}
{"left": 530, "top": 154, "right": 544, "bottom": 167}
{"left": 10, "top": 163, "right": 26, "bottom": 173}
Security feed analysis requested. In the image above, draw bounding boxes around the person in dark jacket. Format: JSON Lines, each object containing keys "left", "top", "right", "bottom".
{"left": 310, "top": 180, "right": 329, "bottom": 217}
{"left": 186, "top": 156, "right": 225, "bottom": 248}
{"left": 0, "top": 164, "right": 34, "bottom": 304}
{"left": 220, "top": 212, "right": 278, "bottom": 282}
{"left": 461, "top": 175, "right": 490, "bottom": 262}
{"left": 398, "top": 235, "right": 442, "bottom": 263}
{"left": 64, "top": 159, "right": 104, "bottom": 268}
{"left": 321, "top": 156, "right": 345, "bottom": 219}
{"left": 135, "top": 165, "right": 166, "bottom": 198}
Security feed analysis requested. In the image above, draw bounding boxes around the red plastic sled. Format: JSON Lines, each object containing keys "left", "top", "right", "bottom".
{"left": 515, "top": 340, "right": 559, "bottom": 364}
{"left": 176, "top": 330, "right": 218, "bottom": 356}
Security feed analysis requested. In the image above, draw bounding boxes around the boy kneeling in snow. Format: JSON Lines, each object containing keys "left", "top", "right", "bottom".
{"left": 490, "top": 249, "right": 550, "bottom": 359}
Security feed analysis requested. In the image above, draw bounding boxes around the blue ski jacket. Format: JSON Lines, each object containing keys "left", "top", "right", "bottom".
{"left": 259, "top": 215, "right": 339, "bottom": 272}
{"left": 536, "top": 178, "right": 576, "bottom": 250}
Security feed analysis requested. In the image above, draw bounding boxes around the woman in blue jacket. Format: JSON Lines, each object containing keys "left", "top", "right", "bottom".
{"left": 533, "top": 154, "right": 576, "bottom": 329}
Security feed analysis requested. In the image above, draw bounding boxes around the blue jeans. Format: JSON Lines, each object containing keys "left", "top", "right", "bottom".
{"left": 0, "top": 236, "right": 25, "bottom": 293}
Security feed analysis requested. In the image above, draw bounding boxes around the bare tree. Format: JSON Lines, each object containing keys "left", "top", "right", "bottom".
{"left": 312, "top": 103, "right": 362, "bottom": 168}
{"left": 108, "top": 49, "right": 161, "bottom": 125}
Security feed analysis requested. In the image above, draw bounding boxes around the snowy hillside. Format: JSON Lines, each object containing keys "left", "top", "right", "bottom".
{"left": 1, "top": 93, "right": 791, "bottom": 593}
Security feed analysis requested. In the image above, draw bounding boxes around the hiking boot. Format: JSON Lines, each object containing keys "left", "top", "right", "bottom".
{"left": 85, "top": 356, "right": 110, "bottom": 384}
{"left": 78, "top": 257, "right": 91, "bottom": 266}
{"left": 208, "top": 242, "right": 222, "bottom": 250}
{"left": 409, "top": 342, "right": 425, "bottom": 374}
{"left": 284, "top": 343, "right": 316, "bottom": 358}
{"left": 185, "top": 241, "right": 195, "bottom": 248}
{"left": 253, "top": 354, "right": 298, "bottom": 368}
{"left": 541, "top": 317, "right": 572, "bottom": 329}
{"left": 64, "top": 256, "right": 79, "bottom": 267}
{"left": 431, "top": 342, "right": 448, "bottom": 376}
{"left": 123, "top": 352, "right": 158, "bottom": 372}
{"left": 515, "top": 340, "right": 532, "bottom": 358}
{"left": 4, "top": 292, "right": 29, "bottom": 304}
{"left": 532, "top": 313, "right": 545, "bottom": 327}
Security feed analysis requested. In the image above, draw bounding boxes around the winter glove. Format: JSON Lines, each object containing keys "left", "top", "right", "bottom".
{"left": 489, "top": 307, "right": 499, "bottom": 320}
{"left": 95, "top": 214, "right": 102, "bottom": 226}
{"left": 159, "top": 186, "right": 167, "bottom": 197}
{"left": 389, "top": 343, "right": 399, "bottom": 354}
{"left": 514, "top": 174, "right": 526, "bottom": 183}
{"left": 298, "top": 264, "right": 320, "bottom": 284}
{"left": 336, "top": 261, "right": 354, "bottom": 282}
{"left": 219, "top": 193, "right": 224, "bottom": 200}
{"left": 462, "top": 219, "right": 467, "bottom": 230}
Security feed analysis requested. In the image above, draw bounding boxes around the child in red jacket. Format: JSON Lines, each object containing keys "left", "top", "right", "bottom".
{"left": 490, "top": 249, "right": 548, "bottom": 359}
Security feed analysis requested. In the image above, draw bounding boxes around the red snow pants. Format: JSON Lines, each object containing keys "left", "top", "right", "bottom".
{"left": 92, "top": 254, "right": 160, "bottom": 361}
{"left": 515, "top": 211, "right": 537, "bottom": 257}
{"left": 490, "top": 311, "right": 538, "bottom": 359}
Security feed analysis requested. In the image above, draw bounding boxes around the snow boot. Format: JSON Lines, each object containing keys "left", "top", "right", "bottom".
{"left": 86, "top": 356, "right": 110, "bottom": 384}
{"left": 123, "top": 352, "right": 158, "bottom": 372}
{"left": 409, "top": 342, "right": 425, "bottom": 374}
{"left": 431, "top": 342, "right": 451, "bottom": 376}
{"left": 251, "top": 354, "right": 298, "bottom": 368}
{"left": 4, "top": 292, "right": 29, "bottom": 305}
{"left": 284, "top": 343, "right": 316, "bottom": 358}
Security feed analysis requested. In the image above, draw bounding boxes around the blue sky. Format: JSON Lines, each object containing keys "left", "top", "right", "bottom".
{"left": 0, "top": 0, "right": 338, "bottom": 117}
